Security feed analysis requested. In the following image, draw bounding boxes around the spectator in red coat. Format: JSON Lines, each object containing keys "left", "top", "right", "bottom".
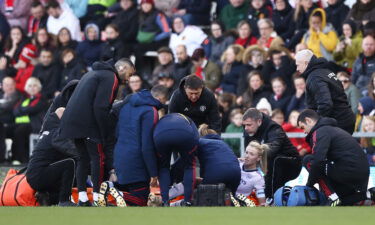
{"left": 282, "top": 110, "right": 311, "bottom": 156}
{"left": 14, "top": 43, "right": 37, "bottom": 93}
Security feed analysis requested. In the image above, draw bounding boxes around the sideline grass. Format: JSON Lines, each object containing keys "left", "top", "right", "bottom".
{"left": 1, "top": 207, "right": 374, "bottom": 225}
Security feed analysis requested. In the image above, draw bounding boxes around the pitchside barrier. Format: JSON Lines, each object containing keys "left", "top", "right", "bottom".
{"left": 26, "top": 132, "right": 375, "bottom": 157}
{"left": 221, "top": 132, "right": 375, "bottom": 157}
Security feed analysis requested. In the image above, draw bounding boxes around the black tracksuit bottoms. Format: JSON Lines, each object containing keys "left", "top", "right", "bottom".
{"left": 303, "top": 155, "right": 369, "bottom": 205}
{"left": 26, "top": 158, "right": 75, "bottom": 204}
{"left": 265, "top": 156, "right": 302, "bottom": 199}
{"left": 75, "top": 138, "right": 105, "bottom": 194}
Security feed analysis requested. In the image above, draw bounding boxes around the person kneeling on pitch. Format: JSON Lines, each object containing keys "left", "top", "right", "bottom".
{"left": 153, "top": 113, "right": 200, "bottom": 206}
{"left": 97, "top": 86, "right": 167, "bottom": 207}
{"left": 297, "top": 109, "right": 371, "bottom": 206}
{"left": 26, "top": 108, "right": 79, "bottom": 206}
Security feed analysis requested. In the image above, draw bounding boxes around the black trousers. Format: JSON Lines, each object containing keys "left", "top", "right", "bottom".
{"left": 26, "top": 158, "right": 75, "bottom": 204}
{"left": 11, "top": 124, "right": 32, "bottom": 163}
{"left": 75, "top": 138, "right": 105, "bottom": 193}
{"left": 265, "top": 156, "right": 302, "bottom": 198}
{"left": 0, "top": 123, "right": 12, "bottom": 163}
{"left": 303, "top": 155, "right": 369, "bottom": 205}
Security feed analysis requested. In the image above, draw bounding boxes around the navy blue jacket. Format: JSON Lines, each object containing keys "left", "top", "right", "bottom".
{"left": 178, "top": 0, "right": 211, "bottom": 25}
{"left": 268, "top": 93, "right": 291, "bottom": 115}
{"left": 76, "top": 40, "right": 104, "bottom": 67}
{"left": 286, "top": 93, "right": 307, "bottom": 117}
{"left": 197, "top": 134, "right": 240, "bottom": 178}
{"left": 221, "top": 61, "right": 243, "bottom": 94}
{"left": 114, "top": 90, "right": 162, "bottom": 185}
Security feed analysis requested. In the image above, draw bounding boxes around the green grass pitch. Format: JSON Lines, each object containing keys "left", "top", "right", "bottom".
{"left": 1, "top": 207, "right": 374, "bottom": 225}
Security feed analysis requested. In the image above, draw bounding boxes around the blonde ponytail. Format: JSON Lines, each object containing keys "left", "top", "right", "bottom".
{"left": 198, "top": 124, "right": 217, "bottom": 137}
{"left": 248, "top": 141, "right": 270, "bottom": 174}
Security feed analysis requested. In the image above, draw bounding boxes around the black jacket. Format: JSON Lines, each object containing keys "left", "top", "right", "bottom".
{"left": 286, "top": 92, "right": 306, "bottom": 116}
{"left": 169, "top": 77, "right": 222, "bottom": 133}
{"left": 244, "top": 113, "right": 299, "bottom": 159}
{"left": 221, "top": 61, "right": 243, "bottom": 94}
{"left": 100, "top": 38, "right": 125, "bottom": 62}
{"left": 58, "top": 58, "right": 87, "bottom": 91}
{"left": 173, "top": 58, "right": 193, "bottom": 86}
{"left": 241, "top": 85, "right": 272, "bottom": 109}
{"left": 40, "top": 80, "right": 79, "bottom": 133}
{"left": 325, "top": 0, "right": 349, "bottom": 36}
{"left": 59, "top": 61, "right": 119, "bottom": 142}
{"left": 27, "top": 112, "right": 78, "bottom": 175}
{"left": 261, "top": 56, "right": 296, "bottom": 90}
{"left": 301, "top": 56, "right": 354, "bottom": 129}
{"left": 295, "top": 4, "right": 318, "bottom": 31}
{"left": 272, "top": 1, "right": 295, "bottom": 41}
{"left": 113, "top": 5, "right": 139, "bottom": 43}
{"left": 32, "top": 63, "right": 60, "bottom": 100}
{"left": 247, "top": 6, "right": 271, "bottom": 37}
{"left": 0, "top": 90, "right": 21, "bottom": 124}
{"left": 237, "top": 64, "right": 263, "bottom": 96}
{"left": 268, "top": 93, "right": 291, "bottom": 115}
{"left": 178, "top": 0, "right": 211, "bottom": 25}
{"left": 305, "top": 117, "right": 369, "bottom": 186}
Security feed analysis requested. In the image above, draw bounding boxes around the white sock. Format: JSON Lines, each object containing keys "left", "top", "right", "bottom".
{"left": 79, "top": 191, "right": 89, "bottom": 202}
{"left": 108, "top": 181, "right": 114, "bottom": 188}
{"left": 169, "top": 183, "right": 184, "bottom": 199}
{"left": 93, "top": 192, "right": 99, "bottom": 202}
{"left": 328, "top": 193, "right": 339, "bottom": 201}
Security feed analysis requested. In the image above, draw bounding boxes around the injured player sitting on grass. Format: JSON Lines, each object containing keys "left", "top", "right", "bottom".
{"left": 149, "top": 126, "right": 268, "bottom": 207}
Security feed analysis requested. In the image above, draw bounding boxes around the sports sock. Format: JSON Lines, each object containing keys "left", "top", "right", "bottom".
{"left": 79, "top": 191, "right": 89, "bottom": 202}
{"left": 169, "top": 183, "right": 184, "bottom": 199}
{"left": 328, "top": 193, "right": 339, "bottom": 201}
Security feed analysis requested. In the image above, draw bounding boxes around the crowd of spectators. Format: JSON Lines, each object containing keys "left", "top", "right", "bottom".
{"left": 0, "top": 0, "right": 374, "bottom": 165}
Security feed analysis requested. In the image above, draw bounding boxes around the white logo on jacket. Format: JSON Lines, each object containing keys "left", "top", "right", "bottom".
{"left": 200, "top": 106, "right": 206, "bottom": 112}
{"left": 327, "top": 72, "right": 338, "bottom": 81}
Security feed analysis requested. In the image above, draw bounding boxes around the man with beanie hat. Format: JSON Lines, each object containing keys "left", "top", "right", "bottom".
{"left": 358, "top": 96, "right": 375, "bottom": 116}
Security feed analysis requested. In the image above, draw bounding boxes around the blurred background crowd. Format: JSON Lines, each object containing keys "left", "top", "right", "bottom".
{"left": 0, "top": 0, "right": 374, "bottom": 166}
